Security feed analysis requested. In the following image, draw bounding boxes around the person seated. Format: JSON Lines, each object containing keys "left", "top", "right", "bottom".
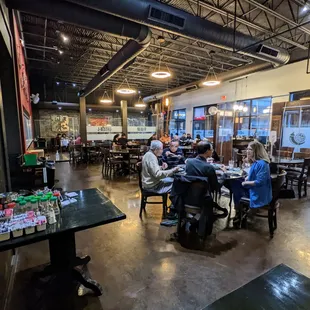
{"left": 160, "top": 133, "right": 171, "bottom": 145}
{"left": 141, "top": 140, "right": 179, "bottom": 194}
{"left": 229, "top": 141, "right": 272, "bottom": 226}
{"left": 173, "top": 134, "right": 179, "bottom": 140}
{"left": 179, "top": 133, "right": 187, "bottom": 145}
{"left": 195, "top": 134, "right": 202, "bottom": 144}
{"left": 186, "top": 141, "right": 223, "bottom": 194}
{"left": 112, "top": 134, "right": 120, "bottom": 146}
{"left": 74, "top": 134, "right": 82, "bottom": 145}
{"left": 117, "top": 133, "right": 128, "bottom": 149}
{"left": 162, "top": 140, "right": 185, "bottom": 169}
{"left": 55, "top": 133, "right": 61, "bottom": 149}
{"left": 186, "top": 133, "right": 192, "bottom": 141}
{"left": 147, "top": 133, "right": 157, "bottom": 146}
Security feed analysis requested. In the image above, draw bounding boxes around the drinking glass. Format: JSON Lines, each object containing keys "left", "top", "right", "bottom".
{"left": 228, "top": 160, "right": 234, "bottom": 169}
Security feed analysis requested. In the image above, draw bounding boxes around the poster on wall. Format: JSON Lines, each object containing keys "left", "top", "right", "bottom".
{"left": 51, "top": 115, "right": 69, "bottom": 132}
{"left": 89, "top": 117, "right": 110, "bottom": 126}
{"left": 282, "top": 127, "right": 310, "bottom": 152}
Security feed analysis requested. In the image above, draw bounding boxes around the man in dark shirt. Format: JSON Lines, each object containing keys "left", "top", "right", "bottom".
{"left": 186, "top": 141, "right": 222, "bottom": 193}
{"left": 162, "top": 140, "right": 185, "bottom": 169}
{"left": 117, "top": 133, "right": 128, "bottom": 148}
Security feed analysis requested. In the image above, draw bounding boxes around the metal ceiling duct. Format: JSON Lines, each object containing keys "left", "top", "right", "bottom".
{"left": 143, "top": 61, "right": 273, "bottom": 103}
{"left": 7, "top": 0, "right": 152, "bottom": 96}
{"left": 67, "top": 0, "right": 290, "bottom": 65}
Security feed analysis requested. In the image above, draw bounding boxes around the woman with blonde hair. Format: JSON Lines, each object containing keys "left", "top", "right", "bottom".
{"left": 232, "top": 140, "right": 272, "bottom": 225}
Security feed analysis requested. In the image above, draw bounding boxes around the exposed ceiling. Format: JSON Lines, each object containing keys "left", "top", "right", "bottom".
{"left": 20, "top": 0, "right": 310, "bottom": 99}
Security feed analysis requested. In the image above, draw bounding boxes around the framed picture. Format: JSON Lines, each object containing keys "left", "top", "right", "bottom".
{"left": 271, "top": 115, "right": 281, "bottom": 135}
{"left": 51, "top": 115, "right": 69, "bottom": 132}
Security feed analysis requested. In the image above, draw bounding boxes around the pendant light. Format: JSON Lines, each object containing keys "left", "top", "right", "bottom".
{"left": 116, "top": 78, "right": 136, "bottom": 94}
{"left": 100, "top": 90, "right": 113, "bottom": 103}
{"left": 135, "top": 96, "right": 146, "bottom": 108}
{"left": 202, "top": 51, "right": 220, "bottom": 86}
{"left": 151, "top": 55, "right": 171, "bottom": 79}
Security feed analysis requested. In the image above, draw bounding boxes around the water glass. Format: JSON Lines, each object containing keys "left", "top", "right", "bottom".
{"left": 228, "top": 160, "right": 234, "bottom": 169}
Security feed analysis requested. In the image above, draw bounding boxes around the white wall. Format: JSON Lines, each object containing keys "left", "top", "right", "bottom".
{"left": 172, "top": 59, "right": 310, "bottom": 133}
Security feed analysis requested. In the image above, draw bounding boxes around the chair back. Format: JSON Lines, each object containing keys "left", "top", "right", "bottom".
{"left": 302, "top": 158, "right": 310, "bottom": 178}
{"left": 129, "top": 148, "right": 140, "bottom": 157}
{"left": 183, "top": 181, "right": 212, "bottom": 207}
{"left": 136, "top": 162, "right": 143, "bottom": 191}
{"left": 300, "top": 148, "right": 310, "bottom": 154}
{"left": 270, "top": 172, "right": 286, "bottom": 207}
{"left": 294, "top": 152, "right": 308, "bottom": 159}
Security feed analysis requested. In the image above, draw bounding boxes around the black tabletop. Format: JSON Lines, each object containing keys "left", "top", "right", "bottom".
{"left": 204, "top": 264, "right": 310, "bottom": 310}
{"left": 0, "top": 188, "right": 126, "bottom": 252}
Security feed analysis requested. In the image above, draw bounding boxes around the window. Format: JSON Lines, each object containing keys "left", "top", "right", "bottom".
{"left": 290, "top": 89, "right": 310, "bottom": 101}
{"left": 23, "top": 112, "right": 33, "bottom": 148}
{"left": 193, "top": 106, "right": 215, "bottom": 142}
{"left": 282, "top": 106, "right": 310, "bottom": 151}
{"left": 234, "top": 97, "right": 271, "bottom": 142}
{"left": 169, "top": 109, "right": 186, "bottom": 136}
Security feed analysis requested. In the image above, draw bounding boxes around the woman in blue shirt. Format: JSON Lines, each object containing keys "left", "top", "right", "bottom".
{"left": 232, "top": 140, "right": 272, "bottom": 225}
{"left": 242, "top": 141, "right": 272, "bottom": 208}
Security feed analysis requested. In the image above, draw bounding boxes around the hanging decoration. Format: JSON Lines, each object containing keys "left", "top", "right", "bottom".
{"left": 151, "top": 55, "right": 171, "bottom": 79}
{"left": 135, "top": 96, "right": 146, "bottom": 108}
{"left": 116, "top": 78, "right": 136, "bottom": 94}
{"left": 100, "top": 90, "right": 113, "bottom": 103}
{"left": 202, "top": 51, "right": 220, "bottom": 86}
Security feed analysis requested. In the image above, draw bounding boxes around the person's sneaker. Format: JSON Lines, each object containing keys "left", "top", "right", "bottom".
{"left": 165, "top": 212, "right": 178, "bottom": 220}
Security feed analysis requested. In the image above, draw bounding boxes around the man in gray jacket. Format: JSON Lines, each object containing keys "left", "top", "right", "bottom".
{"left": 142, "top": 140, "right": 179, "bottom": 194}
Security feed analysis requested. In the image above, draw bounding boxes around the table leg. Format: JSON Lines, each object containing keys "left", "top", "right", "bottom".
{"left": 37, "top": 232, "right": 103, "bottom": 296}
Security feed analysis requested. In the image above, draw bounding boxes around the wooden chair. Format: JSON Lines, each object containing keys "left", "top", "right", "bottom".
{"left": 69, "top": 145, "right": 82, "bottom": 164}
{"left": 136, "top": 162, "right": 168, "bottom": 218}
{"left": 101, "top": 148, "right": 110, "bottom": 175}
{"left": 239, "top": 172, "right": 286, "bottom": 238}
{"left": 294, "top": 152, "right": 308, "bottom": 159}
{"left": 129, "top": 148, "right": 141, "bottom": 173}
{"left": 286, "top": 158, "right": 310, "bottom": 198}
{"left": 300, "top": 148, "right": 310, "bottom": 154}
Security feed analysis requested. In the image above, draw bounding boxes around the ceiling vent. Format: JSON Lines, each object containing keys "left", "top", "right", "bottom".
{"left": 185, "top": 85, "right": 198, "bottom": 92}
{"left": 256, "top": 44, "right": 279, "bottom": 59}
{"left": 148, "top": 6, "right": 185, "bottom": 29}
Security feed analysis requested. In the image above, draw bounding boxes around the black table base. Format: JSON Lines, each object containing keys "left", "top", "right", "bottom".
{"left": 37, "top": 232, "right": 102, "bottom": 296}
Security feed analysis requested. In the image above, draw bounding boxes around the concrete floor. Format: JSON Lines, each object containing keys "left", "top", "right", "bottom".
{"left": 6, "top": 162, "right": 310, "bottom": 310}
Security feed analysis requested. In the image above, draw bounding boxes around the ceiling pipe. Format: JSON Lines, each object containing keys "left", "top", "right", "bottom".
{"left": 143, "top": 61, "right": 273, "bottom": 103}
{"left": 7, "top": 0, "right": 152, "bottom": 97}
{"left": 67, "top": 0, "right": 290, "bottom": 65}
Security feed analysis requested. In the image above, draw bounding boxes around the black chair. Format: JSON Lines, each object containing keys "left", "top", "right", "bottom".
{"left": 129, "top": 148, "right": 141, "bottom": 173}
{"left": 136, "top": 162, "right": 168, "bottom": 218}
{"left": 285, "top": 158, "right": 310, "bottom": 198}
{"left": 239, "top": 171, "right": 286, "bottom": 238}
{"left": 69, "top": 145, "right": 82, "bottom": 164}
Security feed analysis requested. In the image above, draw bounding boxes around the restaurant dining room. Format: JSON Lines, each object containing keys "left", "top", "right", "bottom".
{"left": 2, "top": 0, "right": 310, "bottom": 309}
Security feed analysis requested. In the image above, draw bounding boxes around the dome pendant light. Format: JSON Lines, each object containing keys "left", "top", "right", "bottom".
{"left": 100, "top": 90, "right": 113, "bottom": 103}
{"left": 116, "top": 78, "right": 136, "bottom": 94}
{"left": 151, "top": 55, "right": 171, "bottom": 79}
{"left": 202, "top": 51, "right": 220, "bottom": 87}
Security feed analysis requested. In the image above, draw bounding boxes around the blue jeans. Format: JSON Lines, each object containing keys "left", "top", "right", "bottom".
{"left": 148, "top": 177, "right": 174, "bottom": 194}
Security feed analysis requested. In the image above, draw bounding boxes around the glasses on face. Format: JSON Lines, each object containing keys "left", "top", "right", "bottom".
{"left": 246, "top": 148, "right": 253, "bottom": 151}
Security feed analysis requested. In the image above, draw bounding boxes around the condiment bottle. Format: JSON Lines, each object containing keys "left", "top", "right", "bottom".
{"left": 50, "top": 197, "right": 60, "bottom": 215}
{"left": 53, "top": 192, "right": 62, "bottom": 209}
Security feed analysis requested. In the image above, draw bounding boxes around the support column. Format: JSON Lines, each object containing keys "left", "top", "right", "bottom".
{"left": 121, "top": 100, "right": 128, "bottom": 136}
{"left": 79, "top": 96, "right": 87, "bottom": 143}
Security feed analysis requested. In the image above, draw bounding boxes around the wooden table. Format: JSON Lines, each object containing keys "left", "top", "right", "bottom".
{"left": 0, "top": 188, "right": 126, "bottom": 296}
{"left": 203, "top": 264, "right": 310, "bottom": 309}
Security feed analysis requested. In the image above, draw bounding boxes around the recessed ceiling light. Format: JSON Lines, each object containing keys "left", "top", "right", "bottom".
{"left": 59, "top": 50, "right": 63, "bottom": 55}
{"left": 62, "top": 34, "right": 69, "bottom": 42}
{"left": 116, "top": 109, "right": 119, "bottom": 113}
{"left": 302, "top": 5, "right": 308, "bottom": 12}
{"left": 56, "top": 82, "right": 60, "bottom": 85}
{"left": 72, "top": 83, "right": 76, "bottom": 87}
{"left": 88, "top": 108, "right": 92, "bottom": 112}
{"left": 58, "top": 107, "right": 62, "bottom": 110}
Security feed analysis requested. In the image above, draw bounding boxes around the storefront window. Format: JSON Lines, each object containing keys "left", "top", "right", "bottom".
{"left": 193, "top": 106, "right": 215, "bottom": 142}
{"left": 169, "top": 109, "right": 186, "bottom": 136}
{"left": 234, "top": 97, "right": 271, "bottom": 142}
